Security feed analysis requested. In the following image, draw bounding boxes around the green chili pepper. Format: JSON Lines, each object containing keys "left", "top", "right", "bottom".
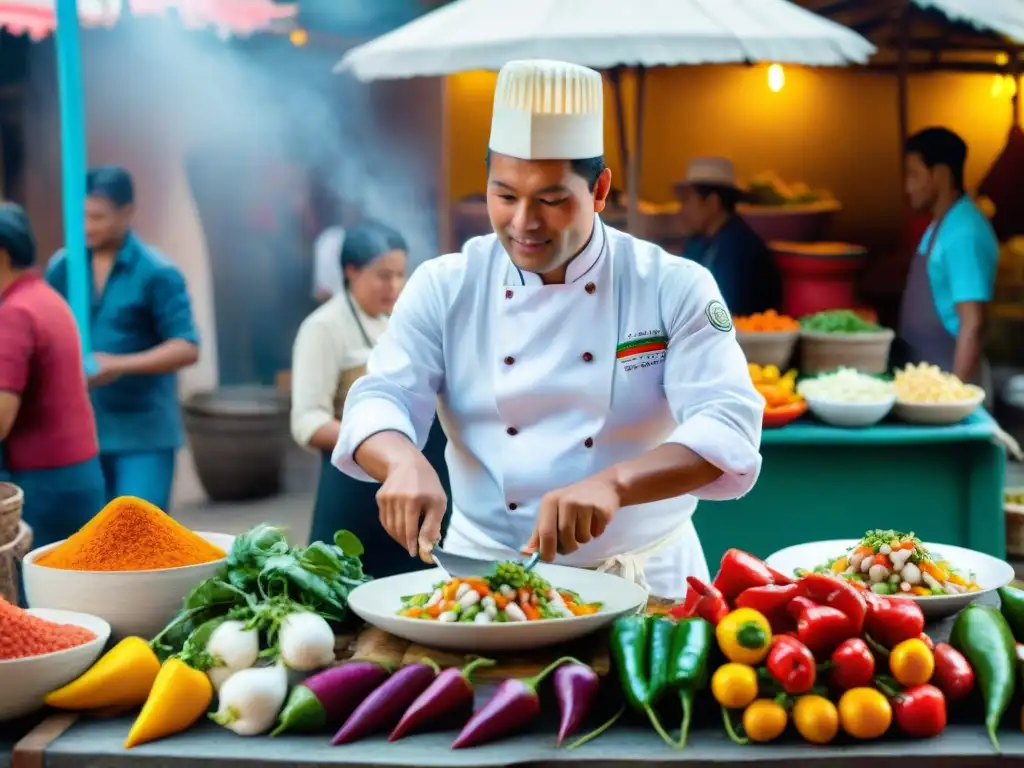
{"left": 997, "top": 585, "right": 1024, "bottom": 642}
{"left": 642, "top": 616, "right": 678, "bottom": 747}
{"left": 610, "top": 615, "right": 649, "bottom": 714}
{"left": 668, "top": 617, "right": 714, "bottom": 748}
{"left": 950, "top": 603, "right": 1016, "bottom": 753}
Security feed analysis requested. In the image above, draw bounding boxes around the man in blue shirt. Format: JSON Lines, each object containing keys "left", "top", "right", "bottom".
{"left": 679, "top": 157, "right": 782, "bottom": 317}
{"left": 46, "top": 166, "right": 199, "bottom": 511}
{"left": 899, "top": 128, "right": 998, "bottom": 383}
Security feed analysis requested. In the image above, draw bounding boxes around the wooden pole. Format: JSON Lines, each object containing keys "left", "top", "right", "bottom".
{"left": 627, "top": 66, "right": 646, "bottom": 236}
{"left": 437, "top": 75, "right": 454, "bottom": 254}
{"left": 896, "top": 4, "right": 911, "bottom": 188}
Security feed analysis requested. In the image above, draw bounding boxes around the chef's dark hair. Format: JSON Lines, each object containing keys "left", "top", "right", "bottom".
{"left": 86, "top": 165, "right": 135, "bottom": 208}
{"left": 691, "top": 184, "right": 744, "bottom": 215}
{"left": 340, "top": 221, "right": 407, "bottom": 284}
{"left": 905, "top": 127, "right": 967, "bottom": 192}
{"left": 485, "top": 149, "right": 605, "bottom": 192}
{"left": 0, "top": 202, "right": 37, "bottom": 269}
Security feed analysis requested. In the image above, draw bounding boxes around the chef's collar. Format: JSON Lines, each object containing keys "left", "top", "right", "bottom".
{"left": 510, "top": 214, "right": 605, "bottom": 287}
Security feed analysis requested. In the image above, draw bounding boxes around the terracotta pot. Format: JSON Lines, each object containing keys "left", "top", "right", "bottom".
{"left": 182, "top": 387, "right": 290, "bottom": 502}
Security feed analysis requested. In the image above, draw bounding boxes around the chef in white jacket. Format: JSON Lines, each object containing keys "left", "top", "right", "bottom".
{"left": 333, "top": 59, "right": 764, "bottom": 598}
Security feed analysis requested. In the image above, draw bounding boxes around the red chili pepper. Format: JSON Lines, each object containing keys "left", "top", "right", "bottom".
{"left": 862, "top": 594, "right": 925, "bottom": 649}
{"left": 735, "top": 583, "right": 801, "bottom": 634}
{"left": 766, "top": 565, "right": 793, "bottom": 585}
{"left": 830, "top": 638, "right": 875, "bottom": 690}
{"left": 684, "top": 576, "right": 730, "bottom": 626}
{"left": 712, "top": 549, "right": 775, "bottom": 600}
{"left": 930, "top": 643, "right": 974, "bottom": 703}
{"left": 786, "top": 596, "right": 856, "bottom": 657}
{"left": 765, "top": 635, "right": 816, "bottom": 695}
{"left": 797, "top": 573, "right": 867, "bottom": 636}
{"left": 669, "top": 585, "right": 702, "bottom": 620}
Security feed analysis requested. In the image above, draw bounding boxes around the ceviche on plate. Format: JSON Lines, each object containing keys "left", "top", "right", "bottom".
{"left": 797, "top": 529, "right": 981, "bottom": 597}
{"left": 397, "top": 561, "right": 602, "bottom": 624}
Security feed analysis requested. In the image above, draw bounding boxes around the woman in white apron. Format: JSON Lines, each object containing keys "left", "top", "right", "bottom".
{"left": 290, "top": 222, "right": 450, "bottom": 577}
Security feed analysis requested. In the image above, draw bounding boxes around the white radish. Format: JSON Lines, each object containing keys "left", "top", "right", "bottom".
{"left": 505, "top": 602, "right": 527, "bottom": 622}
{"left": 459, "top": 590, "right": 481, "bottom": 609}
{"left": 211, "top": 663, "right": 288, "bottom": 736}
{"left": 849, "top": 553, "right": 864, "bottom": 571}
{"left": 455, "top": 583, "right": 471, "bottom": 600}
{"left": 205, "top": 620, "right": 260, "bottom": 691}
{"left": 278, "top": 611, "right": 336, "bottom": 672}
{"left": 868, "top": 564, "right": 889, "bottom": 583}
{"left": 439, "top": 610, "right": 459, "bottom": 622}
{"left": 473, "top": 611, "right": 492, "bottom": 624}
{"left": 922, "top": 572, "right": 941, "bottom": 591}
{"left": 860, "top": 557, "right": 873, "bottom": 573}
{"left": 425, "top": 589, "right": 443, "bottom": 608}
{"left": 901, "top": 562, "right": 922, "bottom": 585}
{"left": 878, "top": 544, "right": 891, "bottom": 555}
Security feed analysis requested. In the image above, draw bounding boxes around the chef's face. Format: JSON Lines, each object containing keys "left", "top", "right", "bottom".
{"left": 85, "top": 196, "right": 132, "bottom": 251}
{"left": 346, "top": 249, "right": 407, "bottom": 317}
{"left": 904, "top": 152, "right": 940, "bottom": 212}
{"left": 487, "top": 153, "right": 612, "bottom": 282}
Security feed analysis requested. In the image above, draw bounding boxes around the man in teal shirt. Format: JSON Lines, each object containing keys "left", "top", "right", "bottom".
{"left": 46, "top": 166, "right": 199, "bottom": 510}
{"left": 899, "top": 128, "right": 998, "bottom": 384}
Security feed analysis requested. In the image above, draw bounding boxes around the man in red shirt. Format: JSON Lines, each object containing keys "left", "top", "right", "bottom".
{"left": 0, "top": 203, "right": 105, "bottom": 553}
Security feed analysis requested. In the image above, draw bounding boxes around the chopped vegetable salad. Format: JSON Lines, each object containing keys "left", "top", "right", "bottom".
{"left": 799, "top": 530, "right": 981, "bottom": 597}
{"left": 398, "top": 562, "right": 601, "bottom": 623}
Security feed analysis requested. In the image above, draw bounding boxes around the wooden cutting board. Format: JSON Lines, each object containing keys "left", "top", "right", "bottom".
{"left": 333, "top": 598, "right": 668, "bottom": 680}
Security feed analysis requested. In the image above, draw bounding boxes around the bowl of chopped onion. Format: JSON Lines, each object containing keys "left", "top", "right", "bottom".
{"left": 891, "top": 363, "right": 985, "bottom": 426}
{"left": 797, "top": 368, "right": 895, "bottom": 427}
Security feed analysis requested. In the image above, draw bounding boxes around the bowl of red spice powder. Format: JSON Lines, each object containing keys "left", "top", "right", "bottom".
{"left": 0, "top": 601, "right": 110, "bottom": 721}
{"left": 21, "top": 496, "right": 234, "bottom": 640}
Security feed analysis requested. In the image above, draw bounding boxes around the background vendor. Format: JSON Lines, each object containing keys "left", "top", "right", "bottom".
{"left": 679, "top": 157, "right": 782, "bottom": 316}
{"left": 899, "top": 127, "right": 998, "bottom": 385}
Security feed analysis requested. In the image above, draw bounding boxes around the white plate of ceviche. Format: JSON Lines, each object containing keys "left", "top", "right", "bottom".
{"left": 347, "top": 561, "right": 647, "bottom": 651}
{"left": 765, "top": 530, "right": 1014, "bottom": 618}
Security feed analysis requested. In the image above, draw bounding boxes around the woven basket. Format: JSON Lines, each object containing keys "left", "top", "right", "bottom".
{"left": 799, "top": 329, "right": 895, "bottom": 375}
{"left": 1006, "top": 489, "right": 1024, "bottom": 558}
{"left": 0, "top": 521, "right": 32, "bottom": 605}
{"left": 0, "top": 482, "right": 24, "bottom": 549}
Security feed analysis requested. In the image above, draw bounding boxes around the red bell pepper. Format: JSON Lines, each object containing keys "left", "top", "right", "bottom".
{"left": 765, "top": 635, "right": 816, "bottom": 695}
{"left": 786, "top": 596, "right": 856, "bottom": 657}
{"left": 797, "top": 572, "right": 867, "bottom": 636}
{"left": 734, "top": 583, "right": 800, "bottom": 634}
{"left": 679, "top": 576, "right": 729, "bottom": 626}
{"left": 712, "top": 549, "right": 775, "bottom": 600}
{"left": 862, "top": 594, "right": 925, "bottom": 649}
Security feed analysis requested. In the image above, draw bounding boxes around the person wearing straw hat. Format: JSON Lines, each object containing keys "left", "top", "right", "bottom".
{"left": 0, "top": 203, "right": 106, "bottom": 553}
{"left": 678, "top": 157, "right": 782, "bottom": 317}
{"left": 331, "top": 60, "right": 763, "bottom": 598}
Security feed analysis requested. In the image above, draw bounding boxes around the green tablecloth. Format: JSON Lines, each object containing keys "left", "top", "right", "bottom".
{"left": 695, "top": 410, "right": 1007, "bottom": 570}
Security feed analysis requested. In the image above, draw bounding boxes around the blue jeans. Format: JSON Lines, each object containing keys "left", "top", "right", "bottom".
{"left": 99, "top": 450, "right": 176, "bottom": 511}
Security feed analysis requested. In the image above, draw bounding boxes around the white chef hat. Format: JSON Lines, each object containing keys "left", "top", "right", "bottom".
{"left": 488, "top": 59, "right": 604, "bottom": 161}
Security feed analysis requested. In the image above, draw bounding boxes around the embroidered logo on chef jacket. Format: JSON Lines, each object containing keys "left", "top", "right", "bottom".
{"left": 616, "top": 331, "right": 668, "bottom": 372}
{"left": 705, "top": 300, "right": 733, "bottom": 332}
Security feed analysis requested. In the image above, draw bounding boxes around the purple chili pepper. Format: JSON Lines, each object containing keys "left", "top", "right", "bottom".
{"left": 389, "top": 657, "right": 496, "bottom": 741}
{"left": 332, "top": 659, "right": 440, "bottom": 745}
{"left": 451, "top": 656, "right": 579, "bottom": 749}
{"left": 553, "top": 662, "right": 600, "bottom": 746}
{"left": 272, "top": 661, "right": 391, "bottom": 736}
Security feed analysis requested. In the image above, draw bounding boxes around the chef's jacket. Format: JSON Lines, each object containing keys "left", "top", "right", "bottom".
{"left": 333, "top": 217, "right": 764, "bottom": 597}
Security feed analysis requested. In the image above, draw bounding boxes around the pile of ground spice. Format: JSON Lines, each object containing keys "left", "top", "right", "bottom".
{"left": 34, "top": 495, "right": 226, "bottom": 572}
{"left": 0, "top": 597, "right": 98, "bottom": 660}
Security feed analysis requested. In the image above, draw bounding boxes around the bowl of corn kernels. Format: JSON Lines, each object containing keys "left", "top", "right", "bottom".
{"left": 891, "top": 363, "right": 985, "bottom": 426}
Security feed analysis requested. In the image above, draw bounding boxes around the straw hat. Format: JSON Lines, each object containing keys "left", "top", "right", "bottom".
{"left": 678, "top": 157, "right": 744, "bottom": 192}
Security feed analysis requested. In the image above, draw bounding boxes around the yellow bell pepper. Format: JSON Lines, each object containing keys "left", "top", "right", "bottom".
{"left": 716, "top": 608, "right": 773, "bottom": 665}
{"left": 125, "top": 658, "right": 213, "bottom": 748}
{"left": 46, "top": 636, "right": 161, "bottom": 710}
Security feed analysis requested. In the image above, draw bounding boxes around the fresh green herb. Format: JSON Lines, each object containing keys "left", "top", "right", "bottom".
{"left": 800, "top": 310, "right": 883, "bottom": 334}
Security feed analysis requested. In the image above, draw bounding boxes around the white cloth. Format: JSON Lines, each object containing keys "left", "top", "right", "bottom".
{"left": 290, "top": 291, "right": 389, "bottom": 448}
{"left": 333, "top": 217, "right": 764, "bottom": 598}
{"left": 312, "top": 226, "right": 346, "bottom": 299}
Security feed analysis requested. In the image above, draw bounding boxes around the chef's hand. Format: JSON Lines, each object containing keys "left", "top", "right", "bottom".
{"left": 521, "top": 477, "right": 620, "bottom": 562}
{"left": 376, "top": 453, "right": 448, "bottom": 562}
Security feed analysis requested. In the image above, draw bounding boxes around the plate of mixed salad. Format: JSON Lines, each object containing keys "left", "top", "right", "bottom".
{"left": 765, "top": 530, "right": 1014, "bottom": 618}
{"left": 347, "top": 561, "right": 646, "bottom": 651}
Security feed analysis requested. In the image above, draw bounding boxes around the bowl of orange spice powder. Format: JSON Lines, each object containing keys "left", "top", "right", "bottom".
{"left": 21, "top": 496, "right": 234, "bottom": 640}
{"left": 733, "top": 310, "right": 800, "bottom": 369}
{"left": 0, "top": 597, "right": 110, "bottom": 721}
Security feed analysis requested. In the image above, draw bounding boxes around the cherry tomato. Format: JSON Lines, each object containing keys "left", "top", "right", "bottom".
{"left": 838, "top": 687, "right": 892, "bottom": 740}
{"left": 930, "top": 643, "right": 974, "bottom": 702}
{"left": 742, "top": 699, "right": 788, "bottom": 743}
{"left": 792, "top": 695, "right": 839, "bottom": 745}
{"left": 890, "top": 638, "right": 935, "bottom": 687}
{"left": 890, "top": 684, "right": 947, "bottom": 738}
{"left": 830, "top": 638, "right": 875, "bottom": 690}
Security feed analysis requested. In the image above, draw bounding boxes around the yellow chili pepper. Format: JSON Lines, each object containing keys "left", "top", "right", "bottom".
{"left": 716, "top": 608, "right": 772, "bottom": 665}
{"left": 45, "top": 636, "right": 161, "bottom": 710}
{"left": 124, "top": 658, "right": 214, "bottom": 749}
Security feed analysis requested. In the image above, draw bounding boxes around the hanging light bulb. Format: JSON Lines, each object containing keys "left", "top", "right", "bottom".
{"left": 289, "top": 27, "right": 309, "bottom": 47}
{"left": 992, "top": 75, "right": 1005, "bottom": 98}
{"left": 996, "top": 52, "right": 1010, "bottom": 66}
{"left": 767, "top": 64, "right": 785, "bottom": 93}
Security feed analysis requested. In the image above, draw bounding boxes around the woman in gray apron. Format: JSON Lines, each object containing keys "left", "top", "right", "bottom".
{"left": 290, "top": 222, "right": 450, "bottom": 578}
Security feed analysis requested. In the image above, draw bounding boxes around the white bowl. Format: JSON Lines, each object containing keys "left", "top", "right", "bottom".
{"left": 804, "top": 394, "right": 895, "bottom": 428}
{"left": 893, "top": 387, "right": 985, "bottom": 426}
{"left": 347, "top": 563, "right": 647, "bottom": 652}
{"left": 765, "top": 539, "right": 1014, "bottom": 618}
{"left": 22, "top": 532, "right": 234, "bottom": 641}
{"left": 0, "top": 609, "right": 110, "bottom": 721}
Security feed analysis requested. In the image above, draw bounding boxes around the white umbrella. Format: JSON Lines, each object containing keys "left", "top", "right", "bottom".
{"left": 335, "top": 0, "right": 876, "bottom": 79}
{"left": 914, "top": 0, "right": 1024, "bottom": 44}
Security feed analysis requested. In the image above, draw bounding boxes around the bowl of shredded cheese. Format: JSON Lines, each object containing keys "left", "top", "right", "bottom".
{"left": 891, "top": 363, "right": 985, "bottom": 425}
{"left": 797, "top": 368, "right": 895, "bottom": 427}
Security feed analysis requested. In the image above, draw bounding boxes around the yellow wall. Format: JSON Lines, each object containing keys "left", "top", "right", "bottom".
{"left": 446, "top": 65, "right": 1017, "bottom": 251}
